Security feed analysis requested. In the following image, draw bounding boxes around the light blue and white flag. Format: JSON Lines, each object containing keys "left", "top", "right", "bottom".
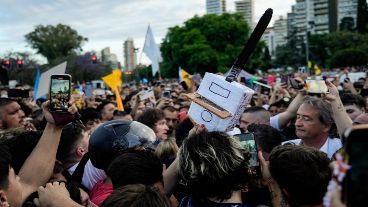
{"left": 33, "top": 69, "right": 40, "bottom": 99}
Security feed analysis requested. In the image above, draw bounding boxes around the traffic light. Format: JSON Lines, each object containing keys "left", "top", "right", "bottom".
{"left": 91, "top": 55, "right": 97, "bottom": 64}
{"left": 3, "top": 59, "right": 11, "bottom": 68}
{"left": 17, "top": 59, "right": 23, "bottom": 68}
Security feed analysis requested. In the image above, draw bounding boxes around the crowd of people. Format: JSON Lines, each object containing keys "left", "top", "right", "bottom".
{"left": 0, "top": 67, "right": 367, "bottom": 207}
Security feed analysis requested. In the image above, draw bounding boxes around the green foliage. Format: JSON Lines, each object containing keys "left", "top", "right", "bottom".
{"left": 273, "top": 37, "right": 305, "bottom": 68}
{"left": 275, "top": 31, "right": 368, "bottom": 68}
{"left": 330, "top": 49, "right": 367, "bottom": 67}
{"left": 339, "top": 17, "right": 355, "bottom": 32}
{"left": 62, "top": 53, "right": 112, "bottom": 82}
{"left": 137, "top": 64, "right": 154, "bottom": 80}
{"left": 25, "top": 24, "right": 88, "bottom": 63}
{"left": 160, "top": 13, "right": 267, "bottom": 77}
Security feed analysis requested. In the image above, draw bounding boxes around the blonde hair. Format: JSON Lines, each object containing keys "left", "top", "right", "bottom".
{"left": 155, "top": 138, "right": 179, "bottom": 161}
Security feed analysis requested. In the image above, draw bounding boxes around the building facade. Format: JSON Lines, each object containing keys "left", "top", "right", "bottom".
{"left": 101, "top": 47, "right": 119, "bottom": 69}
{"left": 274, "top": 16, "right": 288, "bottom": 47}
{"left": 261, "top": 27, "right": 276, "bottom": 59}
{"left": 287, "top": 5, "right": 297, "bottom": 37}
{"left": 337, "top": 0, "right": 358, "bottom": 29}
{"left": 206, "top": 0, "right": 226, "bottom": 14}
{"left": 314, "top": 0, "right": 330, "bottom": 34}
{"left": 235, "top": 0, "right": 255, "bottom": 28}
{"left": 123, "top": 38, "right": 137, "bottom": 72}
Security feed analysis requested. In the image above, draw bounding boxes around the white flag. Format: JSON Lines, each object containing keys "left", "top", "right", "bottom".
{"left": 143, "top": 25, "right": 162, "bottom": 75}
{"left": 37, "top": 61, "right": 67, "bottom": 98}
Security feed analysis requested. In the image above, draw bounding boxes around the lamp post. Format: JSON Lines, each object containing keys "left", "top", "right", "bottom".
{"left": 304, "top": 0, "right": 314, "bottom": 73}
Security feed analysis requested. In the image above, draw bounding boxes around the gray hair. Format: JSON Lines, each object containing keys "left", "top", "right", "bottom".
{"left": 302, "top": 96, "right": 334, "bottom": 126}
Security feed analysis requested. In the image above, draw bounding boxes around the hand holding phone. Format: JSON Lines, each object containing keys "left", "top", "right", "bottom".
{"left": 49, "top": 74, "right": 71, "bottom": 112}
{"left": 234, "top": 133, "right": 261, "bottom": 177}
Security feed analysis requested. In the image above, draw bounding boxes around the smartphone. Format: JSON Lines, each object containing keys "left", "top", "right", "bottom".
{"left": 163, "top": 90, "right": 172, "bottom": 99}
{"left": 234, "top": 133, "right": 260, "bottom": 177}
{"left": 139, "top": 89, "right": 154, "bottom": 100}
{"left": 281, "top": 75, "right": 289, "bottom": 87}
{"left": 289, "top": 78, "right": 305, "bottom": 90}
{"left": 305, "top": 80, "right": 328, "bottom": 94}
{"left": 253, "top": 80, "right": 272, "bottom": 95}
{"left": 343, "top": 125, "right": 368, "bottom": 207}
{"left": 49, "top": 74, "right": 71, "bottom": 112}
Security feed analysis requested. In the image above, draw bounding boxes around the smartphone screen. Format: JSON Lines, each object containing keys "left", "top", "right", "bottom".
{"left": 344, "top": 126, "right": 368, "bottom": 207}
{"left": 50, "top": 74, "right": 71, "bottom": 112}
{"left": 234, "top": 133, "right": 260, "bottom": 176}
{"left": 305, "top": 80, "right": 328, "bottom": 94}
{"left": 139, "top": 89, "right": 154, "bottom": 100}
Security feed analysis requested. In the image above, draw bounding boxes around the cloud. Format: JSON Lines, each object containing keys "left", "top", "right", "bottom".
{"left": 0, "top": 0, "right": 294, "bottom": 65}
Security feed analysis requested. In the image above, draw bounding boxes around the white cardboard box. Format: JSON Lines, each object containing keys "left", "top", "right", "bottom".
{"left": 188, "top": 72, "right": 254, "bottom": 132}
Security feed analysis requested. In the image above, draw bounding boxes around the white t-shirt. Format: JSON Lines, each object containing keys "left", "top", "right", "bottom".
{"left": 270, "top": 114, "right": 281, "bottom": 131}
{"left": 68, "top": 160, "right": 107, "bottom": 191}
{"left": 282, "top": 137, "right": 342, "bottom": 159}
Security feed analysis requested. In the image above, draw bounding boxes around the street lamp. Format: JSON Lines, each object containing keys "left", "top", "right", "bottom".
{"left": 305, "top": 20, "right": 315, "bottom": 73}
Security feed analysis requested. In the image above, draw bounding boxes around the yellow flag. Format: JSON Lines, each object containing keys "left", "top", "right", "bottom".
{"left": 180, "top": 69, "right": 191, "bottom": 88}
{"left": 112, "top": 69, "right": 122, "bottom": 89}
{"left": 114, "top": 86, "right": 124, "bottom": 111}
{"left": 102, "top": 70, "right": 124, "bottom": 111}
{"left": 314, "top": 64, "right": 321, "bottom": 76}
{"left": 308, "top": 61, "right": 312, "bottom": 69}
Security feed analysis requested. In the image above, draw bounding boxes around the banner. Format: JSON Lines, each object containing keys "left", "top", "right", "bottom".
{"left": 36, "top": 62, "right": 67, "bottom": 99}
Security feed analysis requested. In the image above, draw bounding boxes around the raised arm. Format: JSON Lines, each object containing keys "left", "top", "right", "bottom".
{"left": 276, "top": 92, "right": 305, "bottom": 130}
{"left": 19, "top": 101, "right": 77, "bottom": 203}
{"left": 325, "top": 80, "right": 353, "bottom": 138}
{"left": 163, "top": 157, "right": 179, "bottom": 196}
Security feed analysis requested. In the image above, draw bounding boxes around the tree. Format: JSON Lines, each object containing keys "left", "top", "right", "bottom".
{"left": 25, "top": 24, "right": 88, "bottom": 63}
{"left": 339, "top": 17, "right": 355, "bottom": 32}
{"left": 357, "top": 0, "right": 368, "bottom": 34}
{"left": 3, "top": 51, "right": 41, "bottom": 85}
{"left": 273, "top": 30, "right": 305, "bottom": 68}
{"left": 160, "top": 13, "right": 266, "bottom": 77}
{"left": 330, "top": 49, "right": 367, "bottom": 67}
{"left": 64, "top": 52, "right": 112, "bottom": 82}
{"left": 309, "top": 34, "right": 329, "bottom": 67}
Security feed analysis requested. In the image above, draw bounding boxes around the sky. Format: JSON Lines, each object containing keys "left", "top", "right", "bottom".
{"left": 0, "top": 0, "right": 295, "bottom": 65}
